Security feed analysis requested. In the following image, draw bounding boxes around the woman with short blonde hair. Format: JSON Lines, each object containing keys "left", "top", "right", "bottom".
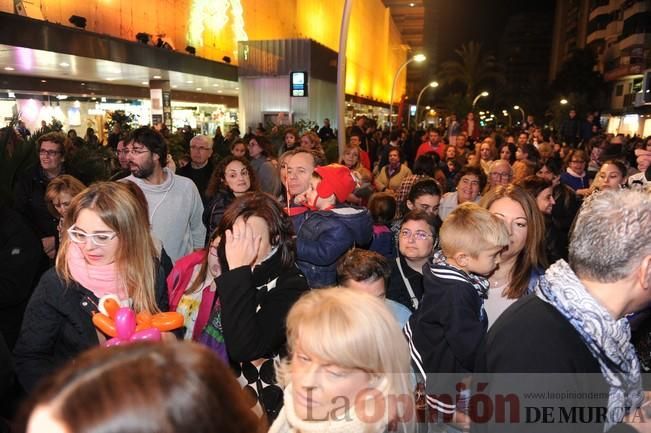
{"left": 271, "top": 287, "right": 414, "bottom": 433}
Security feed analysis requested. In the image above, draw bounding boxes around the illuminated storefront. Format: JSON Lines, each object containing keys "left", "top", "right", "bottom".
{"left": 0, "top": 0, "right": 407, "bottom": 131}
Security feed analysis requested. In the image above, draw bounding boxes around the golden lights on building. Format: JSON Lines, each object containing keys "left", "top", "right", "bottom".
{"left": 0, "top": 0, "right": 408, "bottom": 103}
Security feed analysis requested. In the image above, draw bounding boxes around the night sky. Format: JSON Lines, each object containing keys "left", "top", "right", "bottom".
{"left": 430, "top": 0, "right": 557, "bottom": 63}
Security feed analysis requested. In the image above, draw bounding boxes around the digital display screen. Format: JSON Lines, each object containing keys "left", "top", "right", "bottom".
{"left": 290, "top": 71, "right": 308, "bottom": 97}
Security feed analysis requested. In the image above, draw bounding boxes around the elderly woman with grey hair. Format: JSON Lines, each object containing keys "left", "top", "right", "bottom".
{"left": 476, "top": 189, "right": 651, "bottom": 433}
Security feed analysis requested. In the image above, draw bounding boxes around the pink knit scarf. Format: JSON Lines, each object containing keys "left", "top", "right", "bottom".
{"left": 67, "top": 243, "right": 127, "bottom": 300}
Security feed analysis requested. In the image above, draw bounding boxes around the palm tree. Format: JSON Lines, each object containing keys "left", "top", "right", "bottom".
{"left": 437, "top": 41, "right": 505, "bottom": 103}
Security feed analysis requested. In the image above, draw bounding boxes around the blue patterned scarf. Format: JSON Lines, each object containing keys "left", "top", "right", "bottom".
{"left": 536, "top": 260, "right": 643, "bottom": 431}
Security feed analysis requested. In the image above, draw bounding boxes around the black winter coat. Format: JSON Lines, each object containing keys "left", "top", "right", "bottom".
{"left": 218, "top": 249, "right": 309, "bottom": 362}
{"left": 13, "top": 264, "right": 169, "bottom": 392}
{"left": 473, "top": 295, "right": 636, "bottom": 433}
{"left": 13, "top": 166, "right": 58, "bottom": 239}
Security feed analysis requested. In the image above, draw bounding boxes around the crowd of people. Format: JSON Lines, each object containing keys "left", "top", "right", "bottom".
{"left": 1, "top": 112, "right": 651, "bottom": 433}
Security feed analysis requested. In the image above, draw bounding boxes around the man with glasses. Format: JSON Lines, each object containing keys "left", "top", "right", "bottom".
{"left": 176, "top": 135, "right": 214, "bottom": 205}
{"left": 14, "top": 132, "right": 66, "bottom": 267}
{"left": 487, "top": 160, "right": 513, "bottom": 191}
{"left": 124, "top": 127, "right": 205, "bottom": 263}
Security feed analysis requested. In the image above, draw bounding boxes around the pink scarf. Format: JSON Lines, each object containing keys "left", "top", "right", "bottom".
{"left": 67, "top": 243, "right": 127, "bottom": 300}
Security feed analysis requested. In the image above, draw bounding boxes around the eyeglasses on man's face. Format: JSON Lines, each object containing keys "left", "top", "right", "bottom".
{"left": 39, "top": 149, "right": 63, "bottom": 157}
{"left": 491, "top": 172, "right": 512, "bottom": 180}
{"left": 124, "top": 147, "right": 151, "bottom": 156}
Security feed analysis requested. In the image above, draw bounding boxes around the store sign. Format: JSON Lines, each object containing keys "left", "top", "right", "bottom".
{"left": 290, "top": 71, "right": 308, "bottom": 97}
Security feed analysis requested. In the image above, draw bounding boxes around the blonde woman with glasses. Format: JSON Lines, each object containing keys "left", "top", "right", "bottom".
{"left": 14, "top": 182, "right": 169, "bottom": 392}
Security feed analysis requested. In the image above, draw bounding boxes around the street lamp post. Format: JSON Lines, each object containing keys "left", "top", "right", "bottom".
{"left": 415, "top": 80, "right": 439, "bottom": 126}
{"left": 513, "top": 105, "right": 525, "bottom": 126}
{"left": 389, "top": 53, "right": 426, "bottom": 131}
{"left": 471, "top": 91, "right": 489, "bottom": 111}
{"left": 502, "top": 109, "right": 512, "bottom": 128}
{"left": 336, "top": 0, "right": 353, "bottom": 158}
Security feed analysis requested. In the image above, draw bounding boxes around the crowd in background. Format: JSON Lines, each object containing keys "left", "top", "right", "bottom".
{"left": 1, "top": 110, "right": 651, "bottom": 433}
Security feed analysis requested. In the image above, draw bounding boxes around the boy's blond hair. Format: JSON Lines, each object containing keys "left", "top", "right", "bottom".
{"left": 439, "top": 202, "right": 509, "bottom": 258}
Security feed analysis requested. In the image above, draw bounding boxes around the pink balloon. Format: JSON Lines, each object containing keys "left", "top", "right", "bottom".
{"left": 114, "top": 307, "right": 137, "bottom": 340}
{"left": 131, "top": 328, "right": 161, "bottom": 342}
{"left": 104, "top": 337, "right": 126, "bottom": 347}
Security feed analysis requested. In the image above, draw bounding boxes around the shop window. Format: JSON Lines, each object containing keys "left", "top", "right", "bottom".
{"left": 616, "top": 84, "right": 624, "bottom": 96}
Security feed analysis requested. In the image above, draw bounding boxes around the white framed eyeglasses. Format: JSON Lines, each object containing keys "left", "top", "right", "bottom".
{"left": 67, "top": 227, "right": 117, "bottom": 246}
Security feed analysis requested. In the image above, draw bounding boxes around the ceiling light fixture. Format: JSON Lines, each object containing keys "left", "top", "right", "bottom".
{"left": 153, "top": 75, "right": 161, "bottom": 79}
{"left": 69, "top": 15, "right": 87, "bottom": 29}
{"left": 136, "top": 32, "right": 150, "bottom": 44}
{"left": 4, "top": 66, "right": 14, "bottom": 71}
{"left": 60, "top": 62, "right": 70, "bottom": 67}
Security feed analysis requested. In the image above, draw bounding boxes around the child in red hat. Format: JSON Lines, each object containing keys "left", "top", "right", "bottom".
{"left": 295, "top": 164, "right": 373, "bottom": 288}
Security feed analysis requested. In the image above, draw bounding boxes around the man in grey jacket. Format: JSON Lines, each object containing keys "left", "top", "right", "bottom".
{"left": 124, "top": 127, "right": 205, "bottom": 263}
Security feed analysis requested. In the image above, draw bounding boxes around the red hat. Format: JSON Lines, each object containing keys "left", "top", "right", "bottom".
{"left": 314, "top": 164, "right": 356, "bottom": 203}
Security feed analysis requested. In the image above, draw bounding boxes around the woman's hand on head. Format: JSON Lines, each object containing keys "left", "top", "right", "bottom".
{"left": 224, "top": 218, "right": 262, "bottom": 269}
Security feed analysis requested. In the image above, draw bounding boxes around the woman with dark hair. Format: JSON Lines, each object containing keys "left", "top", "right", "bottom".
{"left": 536, "top": 158, "right": 580, "bottom": 262}
{"left": 517, "top": 175, "right": 568, "bottom": 266}
{"left": 386, "top": 209, "right": 439, "bottom": 313}
{"left": 84, "top": 127, "right": 100, "bottom": 147}
{"left": 247, "top": 136, "right": 281, "bottom": 196}
{"left": 203, "top": 156, "right": 258, "bottom": 243}
{"left": 517, "top": 175, "right": 555, "bottom": 216}
{"left": 515, "top": 142, "right": 540, "bottom": 166}
{"left": 498, "top": 142, "right": 517, "bottom": 165}
{"left": 212, "top": 192, "right": 309, "bottom": 421}
{"left": 278, "top": 128, "right": 298, "bottom": 156}
{"left": 401, "top": 178, "right": 443, "bottom": 219}
{"left": 594, "top": 159, "right": 627, "bottom": 191}
{"left": 24, "top": 342, "right": 263, "bottom": 433}
{"left": 230, "top": 139, "right": 247, "bottom": 159}
{"left": 438, "top": 165, "right": 487, "bottom": 220}
{"left": 394, "top": 153, "right": 439, "bottom": 214}
{"left": 480, "top": 184, "right": 547, "bottom": 326}
{"left": 368, "top": 192, "right": 397, "bottom": 259}
{"left": 560, "top": 148, "right": 590, "bottom": 195}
